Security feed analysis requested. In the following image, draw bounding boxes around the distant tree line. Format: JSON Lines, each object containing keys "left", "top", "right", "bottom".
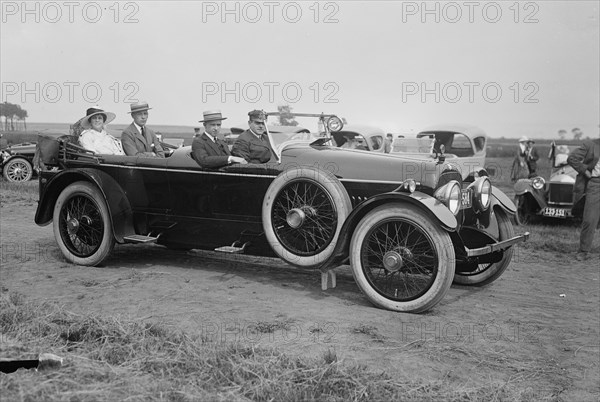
{"left": 557, "top": 127, "right": 585, "bottom": 140}
{"left": 0, "top": 102, "right": 28, "bottom": 131}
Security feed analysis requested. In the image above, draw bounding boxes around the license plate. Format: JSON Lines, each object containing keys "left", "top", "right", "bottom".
{"left": 461, "top": 189, "right": 472, "bottom": 209}
{"left": 542, "top": 207, "right": 566, "bottom": 218}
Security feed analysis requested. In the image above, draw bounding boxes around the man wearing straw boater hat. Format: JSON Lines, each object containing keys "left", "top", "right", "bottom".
{"left": 191, "top": 110, "right": 247, "bottom": 168}
{"left": 121, "top": 102, "right": 165, "bottom": 157}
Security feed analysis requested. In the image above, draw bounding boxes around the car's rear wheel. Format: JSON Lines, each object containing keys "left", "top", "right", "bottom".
{"left": 350, "top": 204, "right": 455, "bottom": 313}
{"left": 453, "top": 208, "right": 514, "bottom": 286}
{"left": 262, "top": 166, "right": 351, "bottom": 268}
{"left": 53, "top": 181, "right": 115, "bottom": 266}
{"left": 3, "top": 157, "right": 33, "bottom": 182}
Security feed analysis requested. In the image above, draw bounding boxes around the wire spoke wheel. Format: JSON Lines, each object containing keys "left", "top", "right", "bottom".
{"left": 53, "top": 181, "right": 114, "bottom": 266}
{"left": 350, "top": 205, "right": 455, "bottom": 313}
{"left": 58, "top": 194, "right": 104, "bottom": 257}
{"left": 361, "top": 218, "right": 438, "bottom": 301}
{"left": 272, "top": 180, "right": 337, "bottom": 256}
{"left": 263, "top": 167, "right": 351, "bottom": 268}
{"left": 3, "top": 158, "right": 32, "bottom": 182}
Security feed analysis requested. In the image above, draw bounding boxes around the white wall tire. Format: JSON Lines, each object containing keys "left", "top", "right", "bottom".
{"left": 3, "top": 157, "right": 33, "bottom": 182}
{"left": 350, "top": 204, "right": 455, "bottom": 313}
{"left": 263, "top": 166, "right": 351, "bottom": 268}
{"left": 53, "top": 181, "right": 115, "bottom": 266}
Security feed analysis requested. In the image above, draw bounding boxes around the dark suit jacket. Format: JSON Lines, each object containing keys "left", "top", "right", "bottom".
{"left": 568, "top": 138, "right": 600, "bottom": 204}
{"left": 231, "top": 130, "right": 273, "bottom": 164}
{"left": 191, "top": 134, "right": 231, "bottom": 168}
{"left": 121, "top": 123, "right": 165, "bottom": 157}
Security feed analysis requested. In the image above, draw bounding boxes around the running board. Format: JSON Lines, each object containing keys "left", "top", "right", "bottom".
{"left": 123, "top": 234, "right": 159, "bottom": 243}
{"left": 215, "top": 241, "right": 250, "bottom": 254}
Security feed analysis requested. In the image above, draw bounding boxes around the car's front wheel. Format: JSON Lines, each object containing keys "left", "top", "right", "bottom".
{"left": 350, "top": 204, "right": 455, "bottom": 313}
{"left": 53, "top": 181, "right": 115, "bottom": 266}
{"left": 263, "top": 166, "right": 352, "bottom": 268}
{"left": 453, "top": 208, "right": 514, "bottom": 286}
{"left": 3, "top": 157, "right": 33, "bottom": 182}
{"left": 514, "top": 195, "right": 531, "bottom": 226}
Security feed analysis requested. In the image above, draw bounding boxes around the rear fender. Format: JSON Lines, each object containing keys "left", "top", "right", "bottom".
{"left": 35, "top": 169, "right": 135, "bottom": 243}
{"left": 324, "top": 191, "right": 457, "bottom": 268}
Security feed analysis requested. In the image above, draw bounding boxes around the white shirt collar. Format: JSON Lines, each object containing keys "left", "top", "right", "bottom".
{"left": 204, "top": 132, "right": 216, "bottom": 142}
{"left": 133, "top": 122, "right": 144, "bottom": 134}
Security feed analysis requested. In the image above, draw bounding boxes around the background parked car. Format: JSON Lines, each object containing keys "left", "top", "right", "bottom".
{"left": 1, "top": 141, "right": 37, "bottom": 182}
{"left": 513, "top": 144, "right": 582, "bottom": 224}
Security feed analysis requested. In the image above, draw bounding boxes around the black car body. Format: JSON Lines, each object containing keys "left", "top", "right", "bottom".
{"left": 34, "top": 113, "right": 528, "bottom": 313}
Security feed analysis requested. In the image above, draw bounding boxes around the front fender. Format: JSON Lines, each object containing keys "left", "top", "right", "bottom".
{"left": 323, "top": 191, "right": 457, "bottom": 268}
{"left": 35, "top": 169, "right": 135, "bottom": 243}
{"left": 512, "top": 180, "right": 546, "bottom": 209}
{"left": 491, "top": 187, "right": 517, "bottom": 213}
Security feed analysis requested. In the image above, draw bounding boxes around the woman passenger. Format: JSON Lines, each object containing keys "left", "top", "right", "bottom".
{"left": 78, "top": 107, "right": 124, "bottom": 155}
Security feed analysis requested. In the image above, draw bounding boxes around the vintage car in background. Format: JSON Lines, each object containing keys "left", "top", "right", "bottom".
{"left": 1, "top": 141, "right": 37, "bottom": 182}
{"left": 513, "top": 144, "right": 582, "bottom": 224}
{"left": 34, "top": 113, "right": 527, "bottom": 313}
{"left": 331, "top": 124, "right": 489, "bottom": 179}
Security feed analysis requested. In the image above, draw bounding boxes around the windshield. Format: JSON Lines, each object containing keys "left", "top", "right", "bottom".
{"left": 392, "top": 137, "right": 434, "bottom": 153}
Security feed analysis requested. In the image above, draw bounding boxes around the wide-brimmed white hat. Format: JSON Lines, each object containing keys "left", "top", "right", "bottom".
{"left": 518, "top": 136, "right": 534, "bottom": 143}
{"left": 79, "top": 106, "right": 116, "bottom": 129}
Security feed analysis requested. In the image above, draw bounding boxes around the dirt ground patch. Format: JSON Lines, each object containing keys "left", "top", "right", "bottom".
{"left": 1, "top": 194, "right": 599, "bottom": 400}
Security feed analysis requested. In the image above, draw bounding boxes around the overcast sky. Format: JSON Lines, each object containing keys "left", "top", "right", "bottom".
{"left": 1, "top": 0, "right": 598, "bottom": 138}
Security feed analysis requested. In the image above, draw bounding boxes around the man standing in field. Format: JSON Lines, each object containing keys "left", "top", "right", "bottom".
{"left": 568, "top": 136, "right": 600, "bottom": 260}
{"left": 121, "top": 102, "right": 165, "bottom": 158}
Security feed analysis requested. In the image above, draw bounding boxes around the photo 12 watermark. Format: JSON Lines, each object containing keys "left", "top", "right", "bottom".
{"left": 1, "top": 242, "right": 56, "bottom": 264}
{"left": 1, "top": 81, "right": 140, "bottom": 105}
{"left": 201, "top": 81, "right": 340, "bottom": 104}
{"left": 401, "top": 81, "right": 540, "bottom": 104}
{"left": 399, "top": 320, "right": 542, "bottom": 344}
{"left": 200, "top": 1, "right": 340, "bottom": 23}
{"left": 401, "top": 1, "right": 540, "bottom": 24}
{"left": 1, "top": 1, "right": 140, "bottom": 23}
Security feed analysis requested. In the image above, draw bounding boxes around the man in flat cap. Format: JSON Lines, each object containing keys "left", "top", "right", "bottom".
{"left": 232, "top": 110, "right": 275, "bottom": 164}
{"left": 121, "top": 102, "right": 165, "bottom": 157}
{"left": 191, "top": 110, "right": 247, "bottom": 168}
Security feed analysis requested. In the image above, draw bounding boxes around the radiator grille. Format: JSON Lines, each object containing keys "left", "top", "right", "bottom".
{"left": 548, "top": 183, "right": 573, "bottom": 204}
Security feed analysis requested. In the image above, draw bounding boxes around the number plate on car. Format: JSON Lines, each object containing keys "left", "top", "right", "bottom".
{"left": 461, "top": 189, "right": 472, "bottom": 209}
{"left": 542, "top": 207, "right": 567, "bottom": 218}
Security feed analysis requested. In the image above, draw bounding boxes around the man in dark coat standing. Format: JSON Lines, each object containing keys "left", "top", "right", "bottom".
{"left": 568, "top": 137, "right": 600, "bottom": 260}
{"left": 231, "top": 110, "right": 276, "bottom": 164}
{"left": 121, "top": 102, "right": 165, "bottom": 157}
{"left": 191, "top": 111, "right": 246, "bottom": 168}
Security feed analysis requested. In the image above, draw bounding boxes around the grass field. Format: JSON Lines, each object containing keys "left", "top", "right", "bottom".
{"left": 0, "top": 292, "right": 558, "bottom": 401}
{"left": 1, "top": 155, "right": 597, "bottom": 400}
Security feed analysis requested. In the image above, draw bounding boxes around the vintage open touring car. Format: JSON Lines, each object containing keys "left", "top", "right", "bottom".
{"left": 513, "top": 144, "right": 582, "bottom": 224}
{"left": 34, "top": 113, "right": 528, "bottom": 313}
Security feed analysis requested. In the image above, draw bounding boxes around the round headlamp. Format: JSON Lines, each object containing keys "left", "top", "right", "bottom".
{"left": 469, "top": 177, "right": 492, "bottom": 212}
{"left": 326, "top": 116, "right": 344, "bottom": 132}
{"left": 434, "top": 180, "right": 461, "bottom": 215}
{"left": 532, "top": 176, "right": 545, "bottom": 190}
